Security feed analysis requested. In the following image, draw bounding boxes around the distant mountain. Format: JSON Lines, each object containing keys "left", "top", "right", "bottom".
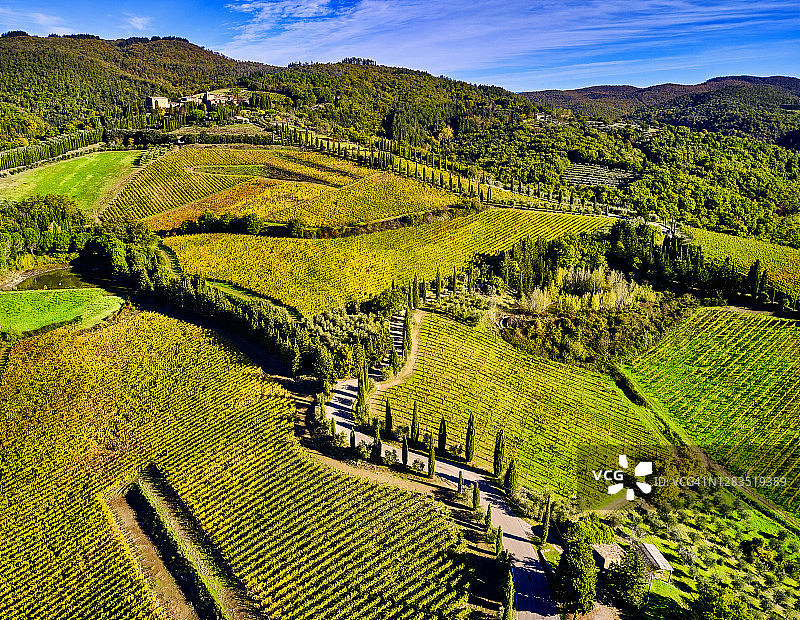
{"left": 0, "top": 33, "right": 278, "bottom": 134}
{"left": 520, "top": 76, "right": 800, "bottom": 146}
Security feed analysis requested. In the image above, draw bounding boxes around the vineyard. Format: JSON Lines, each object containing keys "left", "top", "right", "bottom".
{"left": 165, "top": 209, "right": 610, "bottom": 315}
{"left": 105, "top": 147, "right": 375, "bottom": 221}
{"left": 561, "top": 163, "right": 637, "bottom": 188}
{"left": 371, "top": 312, "right": 664, "bottom": 497}
{"left": 0, "top": 289, "right": 123, "bottom": 334}
{"left": 629, "top": 307, "right": 800, "bottom": 513}
{"left": 685, "top": 226, "right": 800, "bottom": 299}
{"left": 0, "top": 151, "right": 138, "bottom": 212}
{"left": 0, "top": 312, "right": 469, "bottom": 619}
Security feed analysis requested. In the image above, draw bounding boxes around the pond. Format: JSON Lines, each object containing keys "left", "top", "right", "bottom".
{"left": 14, "top": 268, "right": 97, "bottom": 291}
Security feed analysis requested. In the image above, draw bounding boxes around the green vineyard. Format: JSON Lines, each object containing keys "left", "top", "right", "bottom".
{"left": 630, "top": 307, "right": 800, "bottom": 513}
{"left": 165, "top": 209, "right": 610, "bottom": 315}
{"left": 0, "top": 313, "right": 468, "bottom": 619}
{"left": 686, "top": 226, "right": 800, "bottom": 299}
{"left": 372, "top": 312, "right": 665, "bottom": 497}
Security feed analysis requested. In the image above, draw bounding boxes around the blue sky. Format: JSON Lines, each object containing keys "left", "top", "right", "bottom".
{"left": 0, "top": 0, "right": 797, "bottom": 91}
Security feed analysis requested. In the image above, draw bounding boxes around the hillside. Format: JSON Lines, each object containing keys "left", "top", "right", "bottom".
{"left": 243, "top": 61, "right": 534, "bottom": 144}
{"left": 521, "top": 76, "right": 800, "bottom": 141}
{"left": 0, "top": 32, "right": 277, "bottom": 138}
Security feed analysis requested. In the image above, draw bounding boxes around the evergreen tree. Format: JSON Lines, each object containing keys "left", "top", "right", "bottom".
{"left": 493, "top": 429, "right": 506, "bottom": 477}
{"left": 457, "top": 470, "right": 464, "bottom": 495}
{"left": 467, "top": 267, "right": 474, "bottom": 293}
{"left": 385, "top": 399, "right": 393, "bottom": 438}
{"left": 688, "top": 581, "right": 753, "bottom": 620}
{"left": 329, "top": 417, "right": 336, "bottom": 436}
{"left": 541, "top": 493, "right": 552, "bottom": 544}
{"left": 428, "top": 437, "right": 436, "bottom": 478}
{"left": 465, "top": 412, "right": 475, "bottom": 462}
{"left": 502, "top": 568, "right": 516, "bottom": 620}
{"left": 412, "top": 274, "right": 419, "bottom": 308}
{"left": 472, "top": 480, "right": 481, "bottom": 510}
{"left": 411, "top": 401, "right": 419, "bottom": 444}
{"left": 371, "top": 427, "right": 383, "bottom": 463}
{"left": 435, "top": 268, "right": 442, "bottom": 299}
{"left": 438, "top": 417, "right": 448, "bottom": 453}
{"left": 607, "top": 549, "right": 648, "bottom": 608}
{"left": 504, "top": 457, "right": 518, "bottom": 494}
{"left": 495, "top": 525, "right": 504, "bottom": 556}
{"left": 555, "top": 540, "right": 597, "bottom": 615}
{"left": 401, "top": 434, "right": 409, "bottom": 467}
{"left": 485, "top": 504, "right": 492, "bottom": 529}
{"left": 350, "top": 428, "right": 356, "bottom": 449}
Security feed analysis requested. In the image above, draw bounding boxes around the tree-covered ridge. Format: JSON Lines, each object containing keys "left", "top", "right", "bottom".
{"left": 0, "top": 34, "right": 277, "bottom": 131}
{"left": 633, "top": 85, "right": 800, "bottom": 148}
{"left": 242, "top": 62, "right": 533, "bottom": 145}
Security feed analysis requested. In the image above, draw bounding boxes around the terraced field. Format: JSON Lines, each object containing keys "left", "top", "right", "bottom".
{"left": 0, "top": 288, "right": 123, "bottom": 334}
{"left": 165, "top": 210, "right": 610, "bottom": 315}
{"left": 630, "top": 307, "right": 800, "bottom": 513}
{"left": 561, "top": 163, "right": 637, "bottom": 188}
{"left": 372, "top": 312, "right": 664, "bottom": 497}
{"left": 686, "top": 227, "right": 800, "bottom": 299}
{"left": 106, "top": 147, "right": 366, "bottom": 221}
{"left": 0, "top": 312, "right": 469, "bottom": 620}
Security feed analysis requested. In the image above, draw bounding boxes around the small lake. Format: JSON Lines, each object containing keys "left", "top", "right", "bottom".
{"left": 14, "top": 268, "right": 97, "bottom": 291}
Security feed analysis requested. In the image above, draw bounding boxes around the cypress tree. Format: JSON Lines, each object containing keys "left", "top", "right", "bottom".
{"left": 472, "top": 480, "right": 481, "bottom": 510}
{"left": 403, "top": 309, "right": 412, "bottom": 357}
{"left": 428, "top": 438, "right": 436, "bottom": 478}
{"left": 468, "top": 267, "right": 474, "bottom": 293}
{"left": 502, "top": 569, "right": 516, "bottom": 620}
{"left": 372, "top": 427, "right": 383, "bottom": 463}
{"left": 435, "top": 268, "right": 442, "bottom": 299}
{"left": 495, "top": 525, "right": 504, "bottom": 556}
{"left": 458, "top": 470, "right": 464, "bottom": 495}
{"left": 438, "top": 417, "right": 447, "bottom": 453}
{"left": 542, "top": 493, "right": 552, "bottom": 544}
{"left": 330, "top": 417, "right": 336, "bottom": 436}
{"left": 402, "top": 434, "right": 409, "bottom": 467}
{"left": 411, "top": 401, "right": 419, "bottom": 444}
{"left": 385, "top": 399, "right": 393, "bottom": 438}
{"left": 350, "top": 428, "right": 356, "bottom": 449}
{"left": 465, "top": 413, "right": 475, "bottom": 462}
{"left": 493, "top": 429, "right": 506, "bottom": 477}
{"left": 485, "top": 504, "right": 492, "bottom": 529}
{"left": 412, "top": 274, "right": 419, "bottom": 308}
{"left": 504, "top": 457, "right": 518, "bottom": 494}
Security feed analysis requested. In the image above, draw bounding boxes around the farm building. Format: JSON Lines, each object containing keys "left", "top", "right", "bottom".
{"left": 638, "top": 542, "right": 674, "bottom": 583}
{"left": 591, "top": 543, "right": 625, "bottom": 570}
{"left": 146, "top": 96, "right": 169, "bottom": 111}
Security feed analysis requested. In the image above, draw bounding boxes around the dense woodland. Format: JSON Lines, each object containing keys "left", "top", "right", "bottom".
{"left": 0, "top": 32, "right": 276, "bottom": 143}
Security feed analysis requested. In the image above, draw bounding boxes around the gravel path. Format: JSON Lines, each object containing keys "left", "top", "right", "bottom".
{"left": 325, "top": 311, "right": 559, "bottom": 620}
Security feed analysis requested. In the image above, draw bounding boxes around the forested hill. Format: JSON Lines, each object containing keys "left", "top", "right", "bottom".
{"left": 0, "top": 32, "right": 278, "bottom": 135}
{"left": 631, "top": 85, "right": 800, "bottom": 148}
{"left": 241, "top": 61, "right": 534, "bottom": 145}
{"left": 520, "top": 76, "right": 800, "bottom": 117}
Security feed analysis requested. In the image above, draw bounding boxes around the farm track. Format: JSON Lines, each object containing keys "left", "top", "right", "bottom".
{"left": 326, "top": 309, "right": 559, "bottom": 620}
{"left": 108, "top": 489, "right": 200, "bottom": 620}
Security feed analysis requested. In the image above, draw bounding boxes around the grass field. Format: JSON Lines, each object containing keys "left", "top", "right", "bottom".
{"left": 629, "top": 307, "right": 800, "bottom": 514}
{"left": 0, "top": 312, "right": 468, "bottom": 619}
{"left": 372, "top": 311, "right": 665, "bottom": 497}
{"left": 685, "top": 227, "right": 800, "bottom": 300}
{"left": 165, "top": 210, "right": 610, "bottom": 315}
{"left": 0, "top": 151, "right": 138, "bottom": 211}
{"left": 0, "top": 289, "right": 123, "bottom": 334}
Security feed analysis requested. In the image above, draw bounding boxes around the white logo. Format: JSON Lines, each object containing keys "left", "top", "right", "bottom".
{"left": 592, "top": 455, "right": 652, "bottom": 501}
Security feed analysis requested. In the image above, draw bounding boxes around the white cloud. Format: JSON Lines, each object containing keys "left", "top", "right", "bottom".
{"left": 218, "top": 0, "right": 800, "bottom": 88}
{"left": 0, "top": 6, "right": 68, "bottom": 32}
{"left": 125, "top": 14, "right": 151, "bottom": 31}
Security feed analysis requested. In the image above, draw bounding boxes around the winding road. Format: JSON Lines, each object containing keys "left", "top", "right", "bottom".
{"left": 325, "top": 310, "right": 559, "bottom": 620}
